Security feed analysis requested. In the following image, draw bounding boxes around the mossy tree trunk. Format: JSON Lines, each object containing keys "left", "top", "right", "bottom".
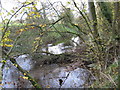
{"left": 88, "top": 0, "right": 99, "bottom": 39}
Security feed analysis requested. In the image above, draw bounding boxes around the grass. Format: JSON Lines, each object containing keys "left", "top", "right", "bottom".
{"left": 90, "top": 61, "right": 119, "bottom": 88}
{"left": 7, "top": 23, "right": 79, "bottom": 55}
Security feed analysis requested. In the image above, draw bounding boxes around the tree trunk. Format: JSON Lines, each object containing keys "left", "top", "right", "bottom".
{"left": 113, "top": 2, "right": 120, "bottom": 42}
{"left": 88, "top": 0, "right": 99, "bottom": 39}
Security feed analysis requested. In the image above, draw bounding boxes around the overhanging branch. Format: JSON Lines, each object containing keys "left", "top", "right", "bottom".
{"left": 2, "top": 49, "right": 41, "bottom": 88}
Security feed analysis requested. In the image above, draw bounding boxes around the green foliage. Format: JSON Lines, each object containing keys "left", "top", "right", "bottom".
{"left": 40, "top": 24, "right": 77, "bottom": 46}
{"left": 7, "top": 22, "right": 77, "bottom": 55}
{"left": 60, "top": 8, "right": 74, "bottom": 27}
{"left": 91, "top": 61, "right": 118, "bottom": 88}
{"left": 98, "top": 2, "right": 113, "bottom": 24}
{"left": 8, "top": 23, "right": 39, "bottom": 55}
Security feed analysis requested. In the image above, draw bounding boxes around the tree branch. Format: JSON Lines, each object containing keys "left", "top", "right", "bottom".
{"left": 1, "top": 2, "right": 34, "bottom": 40}
{"left": 2, "top": 50, "right": 41, "bottom": 88}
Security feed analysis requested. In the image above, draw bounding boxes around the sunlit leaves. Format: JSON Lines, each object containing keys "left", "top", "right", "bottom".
{"left": 20, "top": 75, "right": 28, "bottom": 80}
{"left": 7, "top": 13, "right": 12, "bottom": 16}
{"left": 10, "top": 10, "right": 15, "bottom": 13}
{"left": 1, "top": 30, "right": 13, "bottom": 47}
{"left": 1, "top": 60, "right": 7, "bottom": 63}
{"left": 2, "top": 38, "right": 13, "bottom": 42}
{"left": 28, "top": 11, "right": 41, "bottom": 19}
{"left": 22, "top": 76, "right": 28, "bottom": 80}
{"left": 35, "top": 14, "right": 41, "bottom": 18}
{"left": 29, "top": 11, "right": 36, "bottom": 15}
{"left": 3, "top": 31, "right": 10, "bottom": 38}
{"left": 22, "top": 1, "right": 32, "bottom": 5}
{"left": 39, "top": 24, "right": 46, "bottom": 28}
{"left": 26, "top": 7, "right": 31, "bottom": 9}
{"left": 32, "top": 7, "right": 37, "bottom": 11}
{"left": 67, "top": 2, "right": 71, "bottom": 4}
{"left": 35, "top": 37, "right": 40, "bottom": 40}
{"left": 82, "top": 9, "right": 87, "bottom": 12}
{"left": 74, "top": 23, "right": 78, "bottom": 26}
{"left": 16, "top": 28, "right": 27, "bottom": 34}
{"left": 12, "top": 64, "right": 18, "bottom": 67}
{"left": 19, "top": 29, "right": 26, "bottom": 32}
{"left": 46, "top": 85, "right": 51, "bottom": 88}
{"left": 2, "top": 44, "right": 13, "bottom": 47}
{"left": 23, "top": 73, "right": 27, "bottom": 75}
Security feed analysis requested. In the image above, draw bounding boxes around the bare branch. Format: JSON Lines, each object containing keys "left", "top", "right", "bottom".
{"left": 1, "top": 2, "right": 34, "bottom": 40}
{"left": 2, "top": 50, "right": 41, "bottom": 88}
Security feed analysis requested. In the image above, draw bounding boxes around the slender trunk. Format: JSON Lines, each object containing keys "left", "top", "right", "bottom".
{"left": 113, "top": 2, "right": 120, "bottom": 41}
{"left": 113, "top": 2, "right": 120, "bottom": 88}
{"left": 88, "top": 1, "right": 99, "bottom": 39}
{"left": 112, "top": 2, "right": 119, "bottom": 40}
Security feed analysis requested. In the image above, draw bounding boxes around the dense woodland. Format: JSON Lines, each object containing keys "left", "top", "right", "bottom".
{"left": 0, "top": 0, "right": 120, "bottom": 88}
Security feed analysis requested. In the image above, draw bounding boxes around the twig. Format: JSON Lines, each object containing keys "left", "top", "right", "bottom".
{"left": 100, "top": 72, "right": 117, "bottom": 87}
{"left": 1, "top": 2, "right": 34, "bottom": 40}
{"left": 48, "top": 0, "right": 61, "bottom": 17}
{"left": 72, "top": 0, "right": 93, "bottom": 36}
{"left": 7, "top": 31, "right": 23, "bottom": 55}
